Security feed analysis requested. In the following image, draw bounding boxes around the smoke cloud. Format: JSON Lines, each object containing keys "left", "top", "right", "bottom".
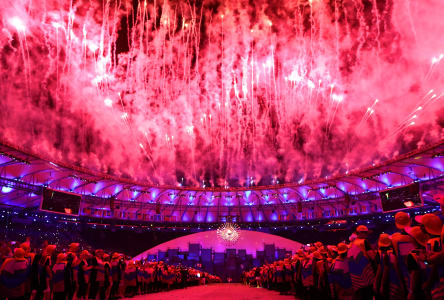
{"left": 0, "top": 0, "right": 443, "bottom": 187}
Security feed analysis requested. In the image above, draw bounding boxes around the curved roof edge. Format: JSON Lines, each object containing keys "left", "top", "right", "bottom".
{"left": 0, "top": 137, "right": 443, "bottom": 192}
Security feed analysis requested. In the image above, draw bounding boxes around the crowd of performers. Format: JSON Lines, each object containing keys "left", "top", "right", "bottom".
{"left": 0, "top": 241, "right": 221, "bottom": 300}
{"left": 242, "top": 212, "right": 444, "bottom": 300}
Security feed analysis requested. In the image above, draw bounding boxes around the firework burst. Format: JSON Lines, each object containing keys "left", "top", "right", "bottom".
{"left": 217, "top": 222, "right": 241, "bottom": 245}
{"left": 0, "top": 0, "right": 443, "bottom": 188}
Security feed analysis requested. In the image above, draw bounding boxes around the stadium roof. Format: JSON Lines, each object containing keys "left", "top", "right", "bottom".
{"left": 0, "top": 139, "right": 443, "bottom": 213}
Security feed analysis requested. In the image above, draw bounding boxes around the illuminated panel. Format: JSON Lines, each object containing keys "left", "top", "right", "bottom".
{"left": 40, "top": 188, "right": 81, "bottom": 216}
{"left": 379, "top": 183, "right": 422, "bottom": 212}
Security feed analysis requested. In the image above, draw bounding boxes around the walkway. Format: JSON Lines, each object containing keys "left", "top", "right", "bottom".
{"left": 127, "top": 284, "right": 296, "bottom": 300}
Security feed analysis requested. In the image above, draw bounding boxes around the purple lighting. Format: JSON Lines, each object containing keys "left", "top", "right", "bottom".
{"left": 206, "top": 213, "right": 214, "bottom": 222}
{"left": 270, "top": 212, "right": 278, "bottom": 221}
{"left": 93, "top": 182, "right": 104, "bottom": 194}
{"left": 381, "top": 174, "right": 391, "bottom": 186}
{"left": 1, "top": 186, "right": 13, "bottom": 193}
{"left": 256, "top": 213, "right": 263, "bottom": 221}
{"left": 114, "top": 185, "right": 122, "bottom": 194}
{"left": 433, "top": 162, "right": 444, "bottom": 172}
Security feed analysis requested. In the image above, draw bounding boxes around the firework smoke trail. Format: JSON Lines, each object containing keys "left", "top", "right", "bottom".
{"left": 0, "top": 0, "right": 444, "bottom": 188}
{"left": 425, "top": 54, "right": 444, "bottom": 81}
{"left": 358, "top": 99, "right": 379, "bottom": 129}
{"left": 8, "top": 16, "right": 31, "bottom": 96}
{"left": 388, "top": 90, "right": 444, "bottom": 138}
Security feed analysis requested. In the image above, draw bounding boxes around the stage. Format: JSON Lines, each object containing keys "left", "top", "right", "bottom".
{"left": 125, "top": 283, "right": 296, "bottom": 300}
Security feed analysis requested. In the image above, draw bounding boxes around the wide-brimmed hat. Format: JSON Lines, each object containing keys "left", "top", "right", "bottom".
{"left": 405, "top": 226, "right": 429, "bottom": 247}
{"left": 395, "top": 211, "right": 411, "bottom": 230}
{"left": 14, "top": 247, "right": 26, "bottom": 259}
{"left": 356, "top": 225, "right": 369, "bottom": 233}
{"left": 319, "top": 247, "right": 328, "bottom": 256}
{"left": 391, "top": 232, "right": 401, "bottom": 239}
{"left": 314, "top": 241, "right": 323, "bottom": 249}
{"left": 20, "top": 242, "right": 31, "bottom": 252}
{"left": 296, "top": 249, "right": 305, "bottom": 258}
{"left": 337, "top": 243, "right": 348, "bottom": 254}
{"left": 415, "top": 213, "right": 443, "bottom": 236}
{"left": 378, "top": 233, "right": 392, "bottom": 248}
{"left": 45, "top": 245, "right": 56, "bottom": 255}
{"left": 80, "top": 250, "right": 91, "bottom": 258}
{"left": 312, "top": 251, "right": 323, "bottom": 260}
{"left": 56, "top": 253, "right": 67, "bottom": 263}
{"left": 327, "top": 245, "right": 338, "bottom": 253}
{"left": 69, "top": 243, "right": 80, "bottom": 252}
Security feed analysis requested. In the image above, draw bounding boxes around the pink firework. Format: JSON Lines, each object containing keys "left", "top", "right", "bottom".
{"left": 0, "top": 0, "right": 443, "bottom": 187}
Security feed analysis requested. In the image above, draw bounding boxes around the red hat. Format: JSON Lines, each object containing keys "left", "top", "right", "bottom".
{"left": 415, "top": 214, "right": 443, "bottom": 236}
{"left": 395, "top": 211, "right": 411, "bottom": 230}
{"left": 69, "top": 243, "right": 80, "bottom": 253}
{"left": 312, "top": 251, "right": 323, "bottom": 260}
{"left": 80, "top": 250, "right": 91, "bottom": 259}
{"left": 20, "top": 242, "right": 30, "bottom": 251}
{"left": 378, "top": 233, "right": 392, "bottom": 248}
{"left": 356, "top": 225, "right": 369, "bottom": 233}
{"left": 314, "top": 241, "right": 323, "bottom": 248}
{"left": 405, "top": 226, "right": 428, "bottom": 247}
{"left": 44, "top": 245, "right": 56, "bottom": 256}
{"left": 56, "top": 253, "right": 67, "bottom": 263}
{"left": 337, "top": 243, "right": 348, "bottom": 254}
{"left": 327, "top": 245, "right": 338, "bottom": 253}
{"left": 319, "top": 247, "right": 328, "bottom": 255}
{"left": 14, "top": 247, "right": 26, "bottom": 260}
{"left": 296, "top": 249, "right": 305, "bottom": 258}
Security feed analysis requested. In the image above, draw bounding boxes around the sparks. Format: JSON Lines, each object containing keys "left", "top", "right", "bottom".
{"left": 0, "top": 0, "right": 443, "bottom": 188}
{"left": 8, "top": 17, "right": 26, "bottom": 32}
{"left": 104, "top": 98, "right": 113, "bottom": 107}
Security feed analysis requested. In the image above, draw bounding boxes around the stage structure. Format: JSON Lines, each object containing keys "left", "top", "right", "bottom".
{"left": 133, "top": 230, "right": 302, "bottom": 281}
{"left": 134, "top": 230, "right": 302, "bottom": 260}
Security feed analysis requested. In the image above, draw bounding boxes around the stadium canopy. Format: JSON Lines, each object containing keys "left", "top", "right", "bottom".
{"left": 0, "top": 139, "right": 443, "bottom": 223}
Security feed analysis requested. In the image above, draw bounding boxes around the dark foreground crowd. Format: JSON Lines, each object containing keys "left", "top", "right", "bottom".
{"left": 0, "top": 241, "right": 221, "bottom": 300}
{"left": 243, "top": 212, "right": 444, "bottom": 300}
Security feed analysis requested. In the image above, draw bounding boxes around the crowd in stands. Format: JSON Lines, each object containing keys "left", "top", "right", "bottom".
{"left": 242, "top": 211, "right": 444, "bottom": 300}
{"left": 0, "top": 239, "right": 221, "bottom": 300}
